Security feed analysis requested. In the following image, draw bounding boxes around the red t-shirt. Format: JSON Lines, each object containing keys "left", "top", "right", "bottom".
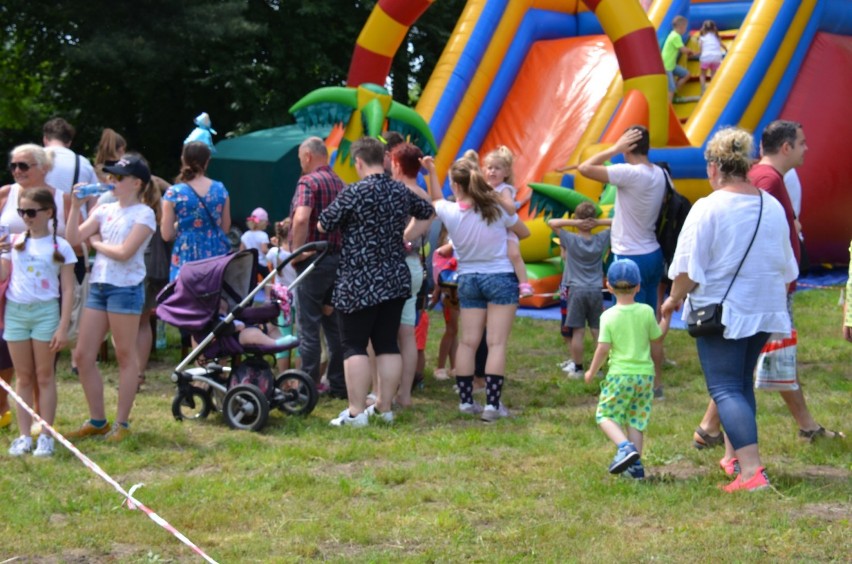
{"left": 749, "top": 163, "right": 799, "bottom": 292}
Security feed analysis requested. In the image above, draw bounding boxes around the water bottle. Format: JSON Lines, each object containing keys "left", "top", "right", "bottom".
{"left": 156, "top": 320, "right": 167, "bottom": 349}
{"left": 74, "top": 183, "right": 114, "bottom": 199}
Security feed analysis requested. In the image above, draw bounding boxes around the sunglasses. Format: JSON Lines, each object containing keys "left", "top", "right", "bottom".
{"left": 17, "top": 207, "right": 48, "bottom": 218}
{"left": 9, "top": 162, "right": 36, "bottom": 172}
{"left": 108, "top": 173, "right": 126, "bottom": 182}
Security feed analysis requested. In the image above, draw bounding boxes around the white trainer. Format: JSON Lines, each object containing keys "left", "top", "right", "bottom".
{"left": 365, "top": 404, "right": 394, "bottom": 423}
{"left": 459, "top": 401, "right": 483, "bottom": 415}
{"left": 8, "top": 435, "right": 33, "bottom": 456}
{"left": 329, "top": 409, "right": 369, "bottom": 428}
{"left": 33, "top": 434, "right": 55, "bottom": 457}
{"left": 481, "top": 403, "right": 510, "bottom": 422}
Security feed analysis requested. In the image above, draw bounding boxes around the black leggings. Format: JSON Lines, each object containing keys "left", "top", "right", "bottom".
{"left": 339, "top": 297, "right": 406, "bottom": 359}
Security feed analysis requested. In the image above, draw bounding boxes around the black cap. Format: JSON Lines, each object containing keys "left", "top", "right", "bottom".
{"left": 102, "top": 155, "right": 151, "bottom": 184}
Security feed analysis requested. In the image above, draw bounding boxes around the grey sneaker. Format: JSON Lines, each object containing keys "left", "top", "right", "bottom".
{"left": 9, "top": 435, "right": 33, "bottom": 456}
{"left": 33, "top": 434, "right": 55, "bottom": 457}
{"left": 459, "top": 401, "right": 483, "bottom": 415}
{"left": 365, "top": 404, "right": 394, "bottom": 423}
{"left": 481, "top": 403, "right": 510, "bottom": 422}
{"left": 329, "top": 409, "right": 369, "bottom": 428}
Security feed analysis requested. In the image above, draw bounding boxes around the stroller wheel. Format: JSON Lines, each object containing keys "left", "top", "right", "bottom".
{"left": 172, "top": 388, "right": 212, "bottom": 421}
{"left": 274, "top": 370, "right": 318, "bottom": 416}
{"left": 223, "top": 383, "right": 269, "bottom": 432}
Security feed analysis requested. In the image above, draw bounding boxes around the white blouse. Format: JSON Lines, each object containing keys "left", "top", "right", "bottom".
{"left": 668, "top": 190, "right": 798, "bottom": 339}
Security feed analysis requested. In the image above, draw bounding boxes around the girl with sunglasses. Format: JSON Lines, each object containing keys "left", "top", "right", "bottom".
{"left": 64, "top": 155, "right": 157, "bottom": 443}
{"left": 0, "top": 144, "right": 71, "bottom": 432}
{"left": 2, "top": 188, "right": 76, "bottom": 456}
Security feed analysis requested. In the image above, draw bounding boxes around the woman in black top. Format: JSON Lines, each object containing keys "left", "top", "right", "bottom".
{"left": 319, "top": 137, "right": 433, "bottom": 427}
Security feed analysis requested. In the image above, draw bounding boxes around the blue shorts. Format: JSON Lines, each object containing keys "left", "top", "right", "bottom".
{"left": 4, "top": 300, "right": 60, "bottom": 342}
{"left": 86, "top": 282, "right": 145, "bottom": 315}
{"left": 666, "top": 65, "right": 688, "bottom": 91}
{"left": 458, "top": 272, "right": 519, "bottom": 309}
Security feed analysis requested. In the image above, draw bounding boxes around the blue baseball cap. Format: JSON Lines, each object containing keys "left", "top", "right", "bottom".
{"left": 607, "top": 259, "right": 641, "bottom": 289}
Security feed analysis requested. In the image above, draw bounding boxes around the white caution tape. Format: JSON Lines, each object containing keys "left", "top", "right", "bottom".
{"left": 0, "top": 378, "right": 218, "bottom": 563}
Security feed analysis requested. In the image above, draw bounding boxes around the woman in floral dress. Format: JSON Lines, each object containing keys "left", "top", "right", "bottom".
{"left": 161, "top": 141, "right": 232, "bottom": 281}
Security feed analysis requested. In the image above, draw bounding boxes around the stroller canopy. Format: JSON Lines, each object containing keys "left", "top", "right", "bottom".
{"left": 157, "top": 250, "right": 258, "bottom": 332}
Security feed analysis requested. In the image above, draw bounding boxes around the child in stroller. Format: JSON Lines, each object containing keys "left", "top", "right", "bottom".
{"left": 157, "top": 243, "right": 329, "bottom": 431}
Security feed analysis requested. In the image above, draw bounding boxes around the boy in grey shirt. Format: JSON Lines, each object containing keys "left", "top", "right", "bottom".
{"left": 547, "top": 202, "right": 611, "bottom": 378}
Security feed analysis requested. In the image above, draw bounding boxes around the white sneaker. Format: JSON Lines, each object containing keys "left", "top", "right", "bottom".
{"left": 481, "top": 403, "right": 510, "bottom": 422}
{"left": 8, "top": 435, "right": 33, "bottom": 456}
{"left": 433, "top": 368, "right": 451, "bottom": 381}
{"left": 365, "top": 404, "right": 394, "bottom": 423}
{"left": 459, "top": 401, "right": 483, "bottom": 415}
{"left": 560, "top": 361, "right": 578, "bottom": 373}
{"left": 33, "top": 434, "right": 55, "bottom": 457}
{"left": 329, "top": 408, "right": 369, "bottom": 428}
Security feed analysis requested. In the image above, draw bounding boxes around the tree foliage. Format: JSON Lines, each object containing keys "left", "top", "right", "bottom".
{"left": 0, "top": 0, "right": 465, "bottom": 178}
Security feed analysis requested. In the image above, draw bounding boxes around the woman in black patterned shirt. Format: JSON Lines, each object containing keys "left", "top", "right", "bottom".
{"left": 318, "top": 137, "right": 434, "bottom": 427}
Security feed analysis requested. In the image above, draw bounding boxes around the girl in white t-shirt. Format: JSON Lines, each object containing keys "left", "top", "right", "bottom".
{"left": 65, "top": 155, "right": 157, "bottom": 443}
{"left": 427, "top": 157, "right": 530, "bottom": 422}
{"left": 3, "top": 188, "right": 76, "bottom": 457}
{"left": 266, "top": 218, "right": 298, "bottom": 372}
{"left": 483, "top": 146, "right": 533, "bottom": 297}
{"left": 698, "top": 20, "right": 726, "bottom": 94}
{"left": 240, "top": 207, "right": 270, "bottom": 268}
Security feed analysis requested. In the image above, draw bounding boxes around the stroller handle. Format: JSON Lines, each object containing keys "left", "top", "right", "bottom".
{"left": 274, "top": 240, "right": 329, "bottom": 276}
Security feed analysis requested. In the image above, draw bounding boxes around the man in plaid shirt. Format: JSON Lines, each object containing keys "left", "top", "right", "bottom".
{"left": 288, "top": 137, "right": 346, "bottom": 399}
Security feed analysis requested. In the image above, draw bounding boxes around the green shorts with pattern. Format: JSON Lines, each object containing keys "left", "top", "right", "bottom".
{"left": 595, "top": 373, "right": 654, "bottom": 431}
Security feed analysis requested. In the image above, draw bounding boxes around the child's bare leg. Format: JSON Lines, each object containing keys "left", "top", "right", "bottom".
{"left": 599, "top": 418, "right": 629, "bottom": 446}
{"left": 570, "top": 328, "right": 585, "bottom": 366}
{"left": 627, "top": 427, "right": 644, "bottom": 455}
{"left": 238, "top": 327, "right": 276, "bottom": 347}
{"left": 699, "top": 70, "right": 707, "bottom": 93}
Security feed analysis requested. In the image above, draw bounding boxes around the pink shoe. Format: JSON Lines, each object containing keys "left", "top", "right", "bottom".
{"left": 722, "top": 467, "right": 770, "bottom": 493}
{"left": 719, "top": 457, "right": 740, "bottom": 476}
{"left": 519, "top": 282, "right": 534, "bottom": 298}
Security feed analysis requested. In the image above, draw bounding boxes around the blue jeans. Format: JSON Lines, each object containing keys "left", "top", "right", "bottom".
{"left": 696, "top": 332, "right": 770, "bottom": 450}
{"left": 613, "top": 249, "right": 664, "bottom": 311}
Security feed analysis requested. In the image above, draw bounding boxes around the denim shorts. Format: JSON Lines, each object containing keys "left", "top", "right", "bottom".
{"left": 666, "top": 65, "right": 688, "bottom": 91}
{"left": 458, "top": 272, "right": 519, "bottom": 309}
{"left": 4, "top": 300, "right": 60, "bottom": 342}
{"left": 86, "top": 282, "right": 145, "bottom": 315}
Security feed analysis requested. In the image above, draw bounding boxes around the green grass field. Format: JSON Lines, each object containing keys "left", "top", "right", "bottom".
{"left": 0, "top": 289, "right": 849, "bottom": 562}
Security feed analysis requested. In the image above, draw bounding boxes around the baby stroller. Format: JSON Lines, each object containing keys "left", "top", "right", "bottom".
{"left": 156, "top": 241, "right": 329, "bottom": 431}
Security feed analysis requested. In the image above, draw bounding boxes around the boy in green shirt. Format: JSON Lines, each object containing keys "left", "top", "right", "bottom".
{"left": 585, "top": 259, "right": 670, "bottom": 478}
{"left": 662, "top": 15, "right": 696, "bottom": 102}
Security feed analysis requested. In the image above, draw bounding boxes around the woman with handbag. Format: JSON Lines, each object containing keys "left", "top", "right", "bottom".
{"left": 661, "top": 128, "right": 797, "bottom": 492}
{"left": 160, "top": 141, "right": 231, "bottom": 282}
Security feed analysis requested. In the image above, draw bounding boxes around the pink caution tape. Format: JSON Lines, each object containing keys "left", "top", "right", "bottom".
{"left": 0, "top": 378, "right": 218, "bottom": 563}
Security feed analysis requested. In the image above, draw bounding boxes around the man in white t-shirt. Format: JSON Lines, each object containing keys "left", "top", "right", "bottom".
{"left": 42, "top": 117, "right": 97, "bottom": 194}
{"left": 578, "top": 126, "right": 665, "bottom": 310}
{"left": 578, "top": 125, "right": 666, "bottom": 396}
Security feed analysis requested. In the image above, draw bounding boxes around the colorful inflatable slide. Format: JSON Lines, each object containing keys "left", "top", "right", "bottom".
{"left": 297, "top": 0, "right": 852, "bottom": 305}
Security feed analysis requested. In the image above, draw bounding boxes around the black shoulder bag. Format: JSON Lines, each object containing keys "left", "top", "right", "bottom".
{"left": 687, "top": 192, "right": 763, "bottom": 338}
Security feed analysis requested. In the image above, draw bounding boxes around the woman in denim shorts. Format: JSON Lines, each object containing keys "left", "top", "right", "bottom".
{"left": 65, "top": 155, "right": 158, "bottom": 443}
{"left": 429, "top": 158, "right": 530, "bottom": 422}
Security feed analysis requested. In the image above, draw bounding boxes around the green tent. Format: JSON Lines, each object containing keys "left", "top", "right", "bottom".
{"left": 207, "top": 124, "right": 330, "bottom": 232}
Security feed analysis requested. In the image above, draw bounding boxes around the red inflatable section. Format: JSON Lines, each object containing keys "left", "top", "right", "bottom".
{"left": 780, "top": 32, "right": 852, "bottom": 265}
{"left": 479, "top": 36, "right": 617, "bottom": 219}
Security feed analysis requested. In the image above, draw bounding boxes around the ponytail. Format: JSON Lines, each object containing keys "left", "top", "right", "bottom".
{"left": 449, "top": 160, "right": 503, "bottom": 224}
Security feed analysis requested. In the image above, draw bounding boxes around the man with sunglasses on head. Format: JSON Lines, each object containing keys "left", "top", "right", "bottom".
{"left": 42, "top": 118, "right": 97, "bottom": 195}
